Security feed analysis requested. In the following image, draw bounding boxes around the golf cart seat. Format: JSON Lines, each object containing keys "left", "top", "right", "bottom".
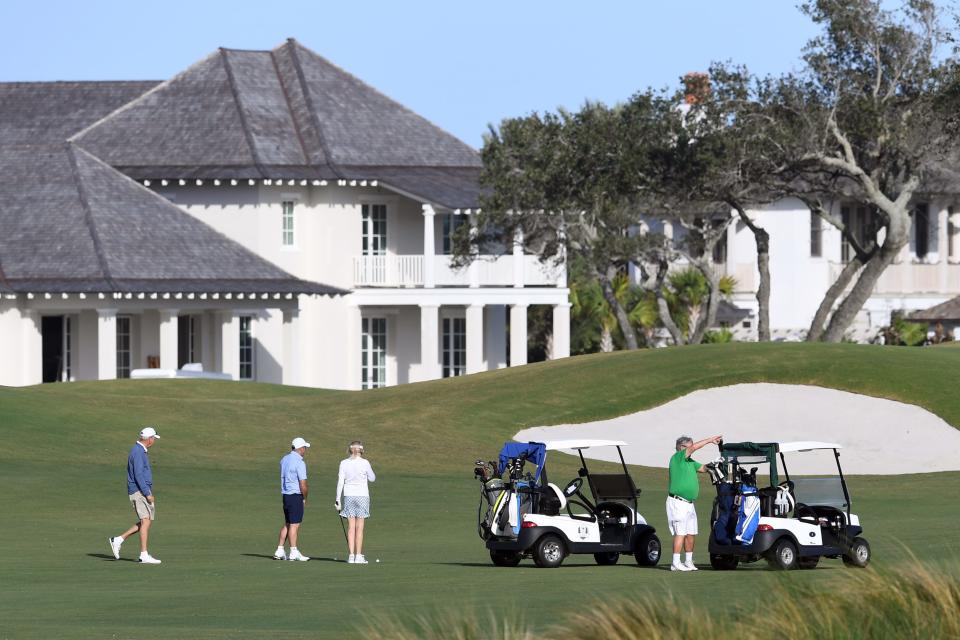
{"left": 538, "top": 483, "right": 567, "bottom": 516}
{"left": 595, "top": 501, "right": 632, "bottom": 526}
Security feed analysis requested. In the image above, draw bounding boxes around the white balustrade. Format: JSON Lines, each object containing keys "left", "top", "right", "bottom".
{"left": 353, "top": 254, "right": 564, "bottom": 287}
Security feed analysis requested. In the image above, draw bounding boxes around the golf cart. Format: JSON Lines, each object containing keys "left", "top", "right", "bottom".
{"left": 474, "top": 439, "right": 661, "bottom": 569}
{"left": 706, "top": 441, "right": 870, "bottom": 571}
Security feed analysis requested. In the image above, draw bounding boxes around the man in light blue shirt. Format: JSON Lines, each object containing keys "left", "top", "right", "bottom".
{"left": 109, "top": 427, "right": 162, "bottom": 564}
{"left": 274, "top": 437, "right": 310, "bottom": 561}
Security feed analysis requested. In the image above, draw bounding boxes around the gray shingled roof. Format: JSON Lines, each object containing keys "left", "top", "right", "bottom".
{"left": 908, "top": 297, "right": 960, "bottom": 322}
{"left": 71, "top": 39, "right": 482, "bottom": 208}
{"left": 0, "top": 142, "right": 342, "bottom": 296}
{"left": 0, "top": 81, "right": 159, "bottom": 144}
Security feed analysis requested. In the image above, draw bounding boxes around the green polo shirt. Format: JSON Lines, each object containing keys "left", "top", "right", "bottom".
{"left": 668, "top": 449, "right": 702, "bottom": 501}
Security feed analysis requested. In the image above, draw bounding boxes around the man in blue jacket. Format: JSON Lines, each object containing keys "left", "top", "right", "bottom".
{"left": 108, "top": 427, "right": 162, "bottom": 564}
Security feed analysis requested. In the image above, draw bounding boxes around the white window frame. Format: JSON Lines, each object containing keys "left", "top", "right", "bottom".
{"left": 62, "top": 316, "right": 73, "bottom": 382}
{"left": 361, "top": 203, "right": 388, "bottom": 256}
{"left": 116, "top": 315, "right": 132, "bottom": 379}
{"left": 810, "top": 211, "right": 823, "bottom": 258}
{"left": 361, "top": 316, "right": 387, "bottom": 389}
{"left": 239, "top": 315, "right": 255, "bottom": 381}
{"left": 442, "top": 316, "right": 466, "bottom": 378}
{"left": 442, "top": 213, "right": 465, "bottom": 255}
{"left": 281, "top": 200, "right": 296, "bottom": 247}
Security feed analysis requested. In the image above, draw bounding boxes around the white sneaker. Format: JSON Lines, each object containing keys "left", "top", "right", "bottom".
{"left": 109, "top": 537, "right": 123, "bottom": 560}
{"left": 355, "top": 554, "right": 368, "bottom": 564}
{"left": 347, "top": 554, "right": 355, "bottom": 564}
{"left": 685, "top": 563, "right": 699, "bottom": 571}
{"left": 139, "top": 553, "right": 161, "bottom": 564}
{"left": 288, "top": 550, "right": 310, "bottom": 562}
{"left": 670, "top": 562, "right": 692, "bottom": 572}
{"left": 273, "top": 550, "right": 287, "bottom": 561}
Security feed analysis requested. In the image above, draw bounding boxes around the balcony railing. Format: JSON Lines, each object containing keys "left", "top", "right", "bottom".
{"left": 828, "top": 260, "right": 960, "bottom": 295}
{"left": 353, "top": 254, "right": 564, "bottom": 287}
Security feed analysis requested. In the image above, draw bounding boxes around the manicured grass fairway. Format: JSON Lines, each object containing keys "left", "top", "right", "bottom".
{"left": 1, "top": 343, "right": 959, "bottom": 638}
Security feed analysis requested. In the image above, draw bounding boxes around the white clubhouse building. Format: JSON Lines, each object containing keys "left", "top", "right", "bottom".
{"left": 0, "top": 40, "right": 570, "bottom": 388}
{"left": 697, "top": 198, "right": 960, "bottom": 341}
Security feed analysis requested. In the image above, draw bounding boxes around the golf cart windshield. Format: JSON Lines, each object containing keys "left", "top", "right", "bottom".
{"left": 719, "top": 442, "right": 780, "bottom": 486}
{"left": 791, "top": 476, "right": 849, "bottom": 510}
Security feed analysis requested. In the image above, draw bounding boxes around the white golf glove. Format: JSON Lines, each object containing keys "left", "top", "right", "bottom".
{"left": 334, "top": 500, "right": 341, "bottom": 511}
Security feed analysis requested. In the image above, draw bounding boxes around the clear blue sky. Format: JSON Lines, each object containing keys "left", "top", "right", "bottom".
{"left": 2, "top": 1, "right": 820, "bottom": 149}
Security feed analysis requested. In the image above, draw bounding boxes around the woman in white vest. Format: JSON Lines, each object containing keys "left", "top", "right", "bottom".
{"left": 334, "top": 440, "right": 376, "bottom": 564}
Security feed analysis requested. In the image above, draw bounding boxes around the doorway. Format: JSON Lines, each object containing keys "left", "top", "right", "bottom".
{"left": 41, "top": 316, "right": 64, "bottom": 383}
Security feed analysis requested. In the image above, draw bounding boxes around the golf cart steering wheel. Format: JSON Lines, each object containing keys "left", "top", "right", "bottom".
{"left": 564, "top": 477, "right": 583, "bottom": 497}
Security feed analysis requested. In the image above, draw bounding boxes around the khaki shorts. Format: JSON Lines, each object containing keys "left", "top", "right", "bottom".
{"left": 130, "top": 491, "right": 156, "bottom": 521}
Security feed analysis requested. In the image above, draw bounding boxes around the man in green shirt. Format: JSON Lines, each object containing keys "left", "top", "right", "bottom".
{"left": 667, "top": 434, "right": 721, "bottom": 571}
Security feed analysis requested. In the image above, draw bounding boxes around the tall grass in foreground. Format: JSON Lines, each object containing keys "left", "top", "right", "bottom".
{"left": 362, "top": 564, "right": 960, "bottom": 640}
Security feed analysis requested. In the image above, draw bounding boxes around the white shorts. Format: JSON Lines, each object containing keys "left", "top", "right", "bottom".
{"left": 666, "top": 496, "right": 698, "bottom": 536}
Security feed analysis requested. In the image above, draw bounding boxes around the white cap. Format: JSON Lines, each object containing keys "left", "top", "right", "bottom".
{"left": 139, "top": 427, "right": 160, "bottom": 440}
{"left": 291, "top": 437, "right": 311, "bottom": 449}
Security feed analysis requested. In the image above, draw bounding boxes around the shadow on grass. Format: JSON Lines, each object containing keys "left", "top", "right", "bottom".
{"left": 87, "top": 553, "right": 136, "bottom": 562}
{"left": 241, "top": 553, "right": 341, "bottom": 563}
{"left": 434, "top": 562, "right": 624, "bottom": 569}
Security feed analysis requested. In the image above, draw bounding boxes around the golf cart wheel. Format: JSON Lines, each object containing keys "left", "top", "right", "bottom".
{"left": 532, "top": 534, "right": 566, "bottom": 568}
{"left": 767, "top": 538, "right": 799, "bottom": 570}
{"left": 710, "top": 553, "right": 739, "bottom": 570}
{"left": 593, "top": 552, "right": 620, "bottom": 566}
{"left": 842, "top": 537, "right": 871, "bottom": 568}
{"left": 798, "top": 557, "right": 819, "bottom": 570}
{"left": 633, "top": 532, "right": 661, "bottom": 567}
{"left": 489, "top": 550, "right": 522, "bottom": 567}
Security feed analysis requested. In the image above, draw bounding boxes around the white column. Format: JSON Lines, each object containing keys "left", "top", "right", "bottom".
{"left": 484, "top": 305, "right": 507, "bottom": 369}
{"left": 21, "top": 309, "right": 42, "bottom": 386}
{"left": 509, "top": 303, "right": 528, "bottom": 367}
{"left": 422, "top": 204, "right": 436, "bottom": 288}
{"left": 347, "top": 304, "right": 362, "bottom": 390}
{"left": 282, "top": 308, "right": 301, "bottom": 386}
{"left": 419, "top": 304, "right": 440, "bottom": 381}
{"left": 938, "top": 205, "right": 949, "bottom": 290}
{"left": 513, "top": 227, "right": 525, "bottom": 288}
{"left": 950, "top": 207, "right": 960, "bottom": 264}
{"left": 97, "top": 308, "right": 117, "bottom": 380}
{"left": 468, "top": 214, "right": 480, "bottom": 288}
{"left": 219, "top": 311, "right": 239, "bottom": 381}
{"left": 158, "top": 309, "right": 179, "bottom": 371}
{"left": 551, "top": 303, "right": 571, "bottom": 360}
{"left": 466, "top": 303, "right": 484, "bottom": 374}
{"left": 200, "top": 311, "right": 215, "bottom": 373}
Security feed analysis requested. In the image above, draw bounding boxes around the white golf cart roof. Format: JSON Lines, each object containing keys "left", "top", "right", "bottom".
{"left": 778, "top": 441, "right": 843, "bottom": 453}
{"left": 544, "top": 439, "right": 628, "bottom": 451}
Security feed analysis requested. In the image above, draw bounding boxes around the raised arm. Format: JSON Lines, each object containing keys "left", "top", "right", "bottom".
{"left": 686, "top": 435, "right": 722, "bottom": 457}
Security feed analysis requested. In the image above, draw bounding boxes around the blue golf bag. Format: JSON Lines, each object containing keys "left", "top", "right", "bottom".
{"left": 735, "top": 484, "right": 761, "bottom": 545}
{"left": 712, "top": 483, "right": 737, "bottom": 545}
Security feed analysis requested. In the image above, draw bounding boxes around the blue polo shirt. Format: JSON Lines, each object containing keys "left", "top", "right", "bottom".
{"left": 280, "top": 451, "right": 307, "bottom": 495}
{"left": 127, "top": 442, "right": 153, "bottom": 496}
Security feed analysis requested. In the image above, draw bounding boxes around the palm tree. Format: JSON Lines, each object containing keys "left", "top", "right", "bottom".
{"left": 664, "top": 267, "right": 736, "bottom": 341}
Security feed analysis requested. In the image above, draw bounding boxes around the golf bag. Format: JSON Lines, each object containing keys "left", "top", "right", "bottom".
{"left": 477, "top": 477, "right": 507, "bottom": 540}
{"left": 735, "top": 484, "right": 761, "bottom": 545}
{"left": 712, "top": 483, "right": 738, "bottom": 545}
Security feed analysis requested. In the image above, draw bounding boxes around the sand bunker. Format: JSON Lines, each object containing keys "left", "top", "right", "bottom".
{"left": 514, "top": 384, "right": 960, "bottom": 475}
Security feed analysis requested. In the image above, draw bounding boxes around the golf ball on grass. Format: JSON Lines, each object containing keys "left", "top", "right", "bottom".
{"left": 376, "top": 559, "right": 380, "bottom": 563}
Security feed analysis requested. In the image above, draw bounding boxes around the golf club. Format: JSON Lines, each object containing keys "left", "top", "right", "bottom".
{"left": 337, "top": 509, "right": 348, "bottom": 546}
